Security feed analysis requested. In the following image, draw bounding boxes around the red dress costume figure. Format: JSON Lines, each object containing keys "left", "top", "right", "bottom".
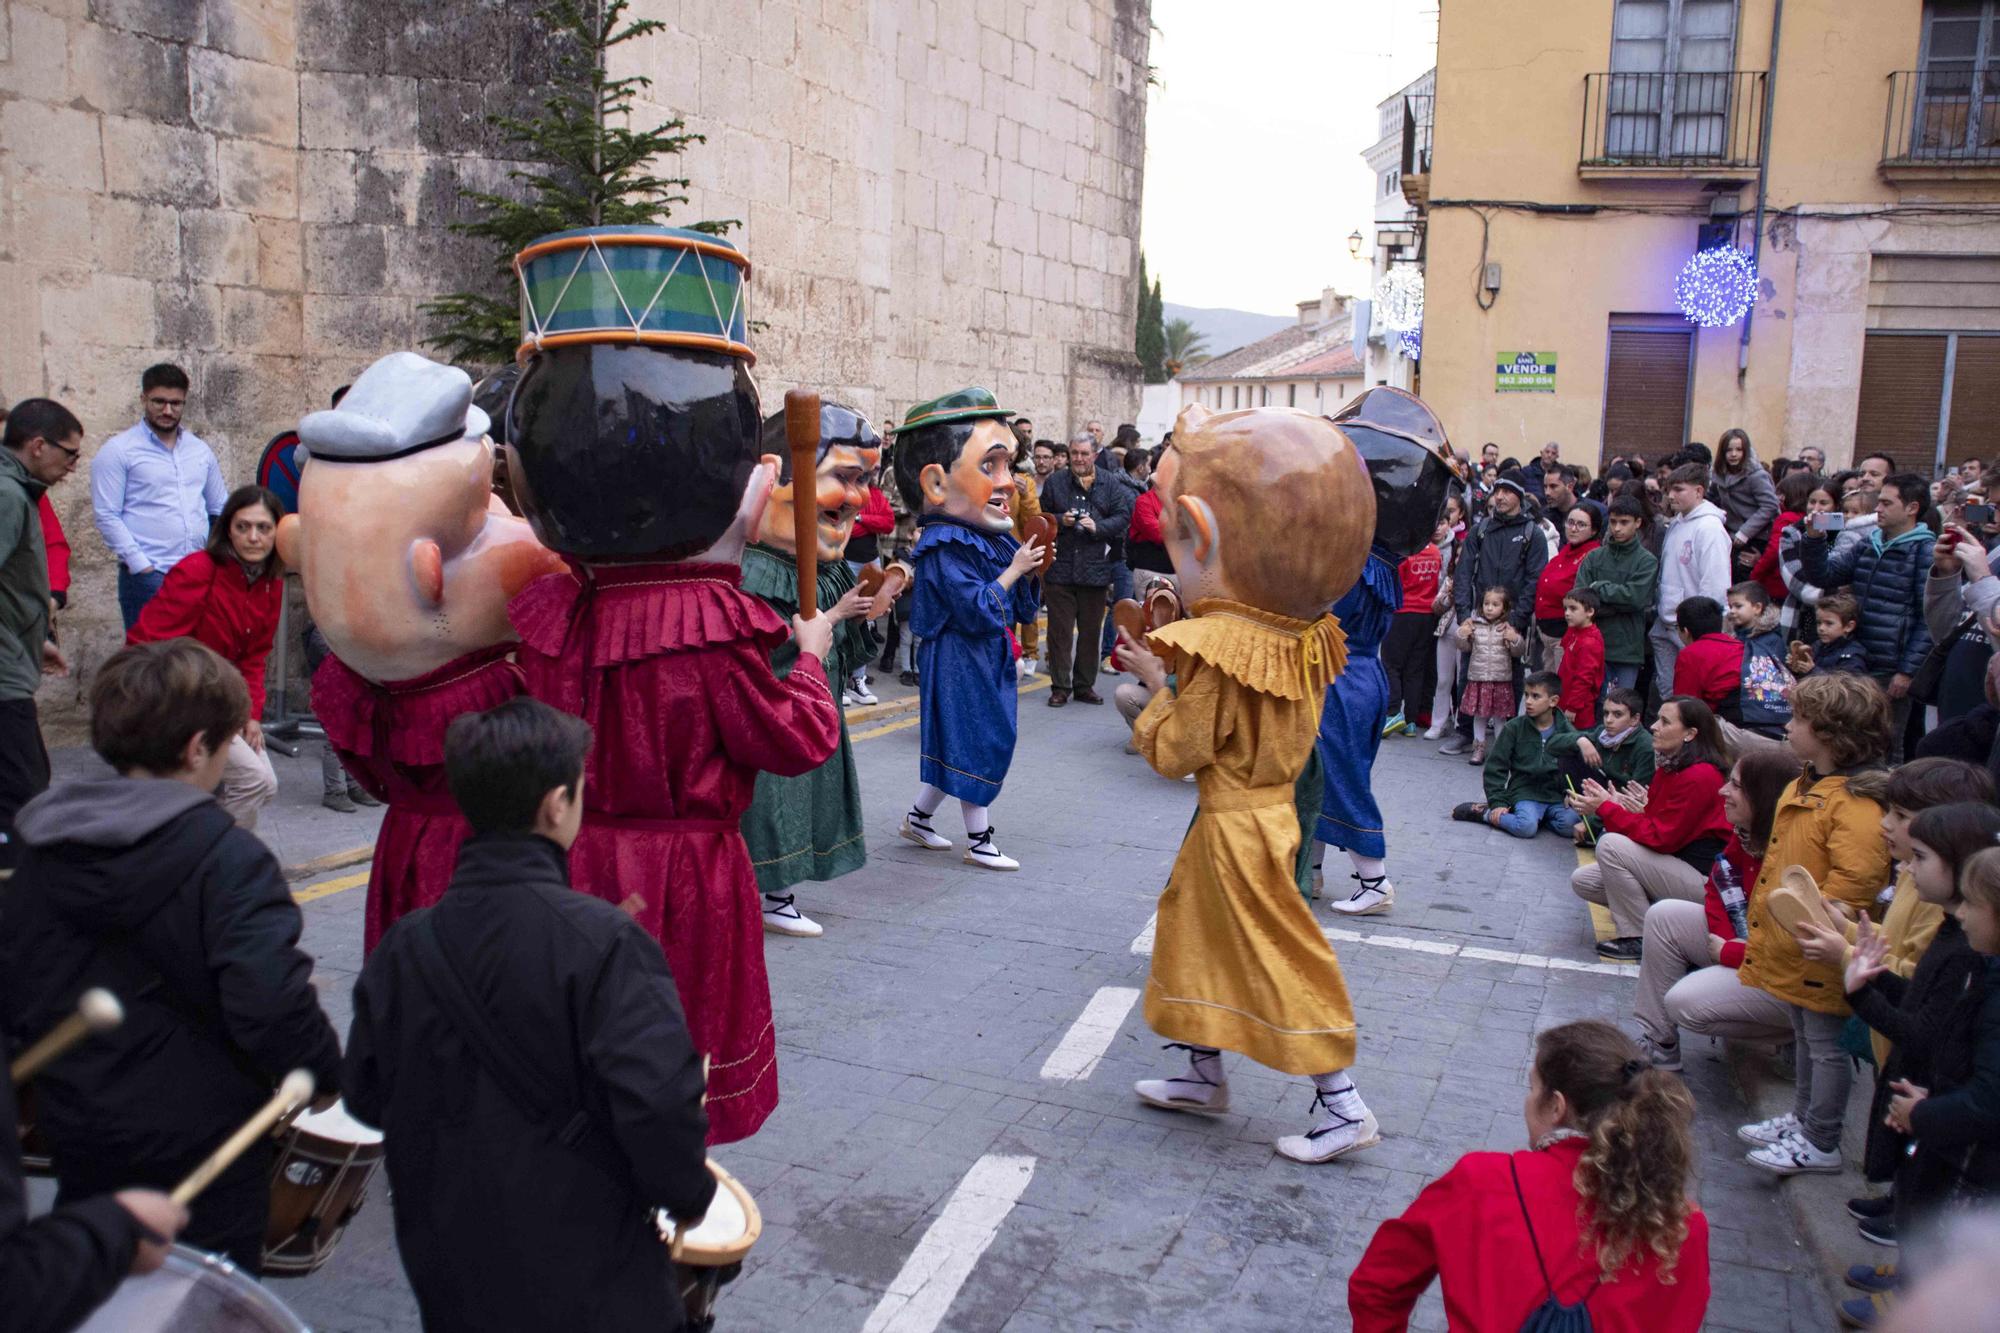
{"left": 502, "top": 225, "right": 841, "bottom": 1143}
{"left": 280, "top": 352, "right": 562, "bottom": 952}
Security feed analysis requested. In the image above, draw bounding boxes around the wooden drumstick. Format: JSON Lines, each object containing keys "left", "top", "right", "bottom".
{"left": 784, "top": 389, "right": 822, "bottom": 619}
{"left": 170, "top": 1069, "right": 315, "bottom": 1208}
{"left": 10, "top": 989, "right": 123, "bottom": 1085}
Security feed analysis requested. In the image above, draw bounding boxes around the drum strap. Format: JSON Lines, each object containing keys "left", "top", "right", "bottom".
{"left": 407, "top": 912, "right": 621, "bottom": 1179}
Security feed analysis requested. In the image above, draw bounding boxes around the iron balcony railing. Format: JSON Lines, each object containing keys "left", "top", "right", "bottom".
{"left": 1883, "top": 68, "right": 2000, "bottom": 166}
{"left": 1401, "top": 93, "right": 1433, "bottom": 177}
{"left": 1579, "top": 70, "right": 1767, "bottom": 171}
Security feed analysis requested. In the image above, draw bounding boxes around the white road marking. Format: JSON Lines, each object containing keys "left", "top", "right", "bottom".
{"left": 861, "top": 1153, "right": 1036, "bottom": 1333}
{"left": 1038, "top": 986, "right": 1142, "bottom": 1082}
{"left": 1128, "top": 916, "right": 1632, "bottom": 978}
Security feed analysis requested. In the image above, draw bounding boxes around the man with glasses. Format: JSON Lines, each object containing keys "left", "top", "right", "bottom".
{"left": 90, "top": 364, "right": 226, "bottom": 628}
{"left": 1, "top": 399, "right": 83, "bottom": 870}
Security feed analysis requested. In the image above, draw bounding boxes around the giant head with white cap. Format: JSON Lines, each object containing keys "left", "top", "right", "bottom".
{"left": 279, "top": 351, "right": 562, "bottom": 683}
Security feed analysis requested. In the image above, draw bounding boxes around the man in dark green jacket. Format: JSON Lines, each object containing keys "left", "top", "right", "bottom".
{"left": 1575, "top": 495, "right": 1659, "bottom": 695}
{"left": 0, "top": 399, "right": 82, "bottom": 871}
{"left": 1453, "top": 673, "right": 1582, "bottom": 839}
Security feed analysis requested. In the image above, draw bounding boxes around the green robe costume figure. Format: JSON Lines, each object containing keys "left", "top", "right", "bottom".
{"left": 739, "top": 546, "right": 882, "bottom": 891}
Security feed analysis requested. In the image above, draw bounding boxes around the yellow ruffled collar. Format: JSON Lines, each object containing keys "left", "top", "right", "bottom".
{"left": 1147, "top": 597, "right": 1348, "bottom": 700}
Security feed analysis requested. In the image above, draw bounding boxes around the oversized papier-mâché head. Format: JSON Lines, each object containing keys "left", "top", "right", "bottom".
{"left": 890, "top": 388, "right": 1019, "bottom": 534}
{"left": 503, "top": 225, "right": 766, "bottom": 562}
{"left": 756, "top": 401, "right": 883, "bottom": 562}
{"left": 281, "top": 351, "right": 564, "bottom": 683}
{"left": 1327, "top": 386, "right": 1463, "bottom": 560}
{"left": 1154, "top": 404, "right": 1375, "bottom": 620}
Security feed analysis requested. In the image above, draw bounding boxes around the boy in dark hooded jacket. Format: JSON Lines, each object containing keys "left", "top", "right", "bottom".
{"left": 0, "top": 639, "right": 341, "bottom": 1272}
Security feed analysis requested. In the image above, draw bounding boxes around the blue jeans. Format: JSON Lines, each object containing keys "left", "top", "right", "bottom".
{"left": 1604, "top": 662, "right": 1641, "bottom": 692}
{"left": 1492, "top": 798, "right": 1581, "bottom": 840}
{"left": 117, "top": 566, "right": 167, "bottom": 630}
{"left": 1099, "top": 560, "right": 1133, "bottom": 657}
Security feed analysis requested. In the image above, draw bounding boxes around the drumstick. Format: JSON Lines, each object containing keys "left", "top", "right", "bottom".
{"left": 170, "top": 1070, "right": 315, "bottom": 1208}
{"left": 785, "top": 389, "right": 822, "bottom": 619}
{"left": 10, "top": 989, "right": 123, "bottom": 1085}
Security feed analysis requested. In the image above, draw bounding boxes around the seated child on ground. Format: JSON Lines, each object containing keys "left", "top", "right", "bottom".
{"left": 1451, "top": 673, "right": 1582, "bottom": 841}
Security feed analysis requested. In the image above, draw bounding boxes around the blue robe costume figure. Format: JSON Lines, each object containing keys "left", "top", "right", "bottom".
{"left": 912, "top": 518, "right": 1042, "bottom": 804}
{"left": 1315, "top": 548, "right": 1399, "bottom": 859}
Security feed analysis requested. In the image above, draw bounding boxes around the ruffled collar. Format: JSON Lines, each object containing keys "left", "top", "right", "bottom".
{"left": 1146, "top": 597, "right": 1348, "bottom": 701}
{"left": 740, "top": 544, "right": 858, "bottom": 611}
{"left": 913, "top": 516, "right": 1019, "bottom": 559}
{"left": 510, "top": 559, "right": 788, "bottom": 669}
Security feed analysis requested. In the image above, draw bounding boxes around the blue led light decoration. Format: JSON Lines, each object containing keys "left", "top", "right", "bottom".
{"left": 1398, "top": 323, "right": 1422, "bottom": 360}
{"left": 1674, "top": 245, "right": 1759, "bottom": 328}
{"left": 1374, "top": 265, "right": 1425, "bottom": 332}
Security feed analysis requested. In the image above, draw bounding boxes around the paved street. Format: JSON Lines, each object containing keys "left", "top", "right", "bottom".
{"left": 254, "top": 670, "right": 1827, "bottom": 1331}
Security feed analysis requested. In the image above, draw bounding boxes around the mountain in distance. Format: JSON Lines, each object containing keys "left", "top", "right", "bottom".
{"left": 1163, "top": 302, "right": 1295, "bottom": 363}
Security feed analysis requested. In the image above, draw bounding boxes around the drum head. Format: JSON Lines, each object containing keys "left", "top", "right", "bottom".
{"left": 76, "top": 1246, "right": 309, "bottom": 1332}
{"left": 291, "top": 1099, "right": 383, "bottom": 1145}
{"left": 660, "top": 1160, "right": 762, "bottom": 1266}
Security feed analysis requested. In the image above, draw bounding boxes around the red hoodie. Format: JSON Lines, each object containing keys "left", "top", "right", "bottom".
{"left": 853, "top": 486, "right": 894, "bottom": 538}
{"left": 127, "top": 550, "right": 283, "bottom": 715}
{"left": 1396, "top": 544, "right": 1442, "bottom": 613}
{"left": 1129, "top": 487, "right": 1164, "bottom": 545}
{"left": 1671, "top": 633, "right": 1742, "bottom": 713}
{"left": 1749, "top": 510, "right": 1802, "bottom": 602}
{"left": 1598, "top": 756, "right": 1732, "bottom": 869}
{"left": 1558, "top": 623, "right": 1604, "bottom": 727}
{"left": 1534, "top": 538, "right": 1598, "bottom": 622}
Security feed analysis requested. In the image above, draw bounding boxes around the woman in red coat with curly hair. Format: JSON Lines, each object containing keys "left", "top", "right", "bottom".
{"left": 128, "top": 485, "right": 285, "bottom": 829}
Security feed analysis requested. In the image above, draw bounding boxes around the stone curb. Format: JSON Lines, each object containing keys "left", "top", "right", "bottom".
{"left": 282, "top": 843, "right": 374, "bottom": 882}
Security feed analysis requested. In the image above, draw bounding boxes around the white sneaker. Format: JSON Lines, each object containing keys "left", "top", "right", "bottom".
{"left": 761, "top": 894, "right": 823, "bottom": 938}
{"left": 1134, "top": 1046, "right": 1230, "bottom": 1115}
{"left": 1738, "top": 1111, "right": 1801, "bottom": 1146}
{"left": 841, "top": 690, "right": 862, "bottom": 706}
{"left": 1747, "top": 1128, "right": 1842, "bottom": 1175}
{"left": 1276, "top": 1083, "right": 1382, "bottom": 1164}
{"left": 1422, "top": 721, "right": 1448, "bottom": 740}
{"left": 1330, "top": 875, "right": 1393, "bottom": 916}
{"left": 848, "top": 677, "right": 878, "bottom": 705}
{"left": 1017, "top": 657, "right": 1039, "bottom": 679}
{"left": 900, "top": 810, "right": 952, "bottom": 851}
{"left": 963, "top": 828, "right": 1019, "bottom": 871}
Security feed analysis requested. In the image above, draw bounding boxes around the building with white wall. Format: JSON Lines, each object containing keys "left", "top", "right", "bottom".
{"left": 1177, "top": 290, "right": 1363, "bottom": 417}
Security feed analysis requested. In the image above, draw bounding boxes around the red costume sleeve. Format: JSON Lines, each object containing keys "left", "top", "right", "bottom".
{"left": 1598, "top": 761, "right": 1728, "bottom": 853}
{"left": 702, "top": 642, "right": 842, "bottom": 777}
{"left": 127, "top": 553, "right": 211, "bottom": 646}
{"left": 854, "top": 487, "right": 895, "bottom": 538}
{"left": 36, "top": 495, "right": 69, "bottom": 595}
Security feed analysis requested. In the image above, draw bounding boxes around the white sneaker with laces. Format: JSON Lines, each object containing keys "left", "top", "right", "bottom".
{"left": 841, "top": 690, "right": 861, "bottom": 707}
{"left": 761, "top": 894, "right": 823, "bottom": 938}
{"left": 847, "top": 676, "right": 879, "bottom": 706}
{"left": 1276, "top": 1083, "right": 1383, "bottom": 1164}
{"left": 1330, "top": 874, "right": 1394, "bottom": 916}
{"left": 963, "top": 828, "right": 1019, "bottom": 871}
{"left": 1134, "top": 1046, "right": 1230, "bottom": 1115}
{"left": 1738, "top": 1111, "right": 1801, "bottom": 1146}
{"left": 899, "top": 810, "right": 952, "bottom": 851}
{"left": 1747, "top": 1128, "right": 1842, "bottom": 1175}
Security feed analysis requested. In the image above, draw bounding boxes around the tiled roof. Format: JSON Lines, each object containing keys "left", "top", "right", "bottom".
{"left": 1285, "top": 347, "right": 1363, "bottom": 379}
{"left": 1179, "top": 314, "right": 1360, "bottom": 384}
{"left": 1179, "top": 323, "right": 1319, "bottom": 383}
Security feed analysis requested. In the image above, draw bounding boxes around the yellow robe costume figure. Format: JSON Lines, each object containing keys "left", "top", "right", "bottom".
{"left": 1133, "top": 598, "right": 1358, "bottom": 1075}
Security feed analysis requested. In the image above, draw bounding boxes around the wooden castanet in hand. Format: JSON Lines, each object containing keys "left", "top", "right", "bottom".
{"left": 1143, "top": 583, "right": 1185, "bottom": 630}
{"left": 1024, "top": 513, "right": 1057, "bottom": 575}
{"left": 11, "top": 989, "right": 122, "bottom": 1086}
{"left": 856, "top": 562, "right": 911, "bottom": 623}
{"left": 170, "top": 1070, "right": 315, "bottom": 1208}
{"left": 1111, "top": 598, "right": 1147, "bottom": 648}
{"left": 784, "top": 389, "right": 822, "bottom": 619}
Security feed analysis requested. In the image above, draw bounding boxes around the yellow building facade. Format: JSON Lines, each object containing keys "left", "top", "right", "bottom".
{"left": 1417, "top": 0, "right": 2000, "bottom": 471}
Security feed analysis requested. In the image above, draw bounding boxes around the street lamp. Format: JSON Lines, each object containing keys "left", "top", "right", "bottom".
{"left": 1346, "top": 229, "right": 1364, "bottom": 260}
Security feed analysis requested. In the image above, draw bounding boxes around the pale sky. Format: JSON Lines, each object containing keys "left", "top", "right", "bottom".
{"left": 1139, "top": 0, "right": 1437, "bottom": 316}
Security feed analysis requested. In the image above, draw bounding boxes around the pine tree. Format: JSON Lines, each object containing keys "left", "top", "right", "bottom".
{"left": 1135, "top": 254, "right": 1167, "bottom": 384}
{"left": 423, "top": 0, "right": 733, "bottom": 367}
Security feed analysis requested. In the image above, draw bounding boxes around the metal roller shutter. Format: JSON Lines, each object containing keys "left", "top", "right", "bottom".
{"left": 1854, "top": 333, "right": 1947, "bottom": 465}
{"left": 1946, "top": 335, "right": 2000, "bottom": 469}
{"left": 1600, "top": 319, "right": 1693, "bottom": 468}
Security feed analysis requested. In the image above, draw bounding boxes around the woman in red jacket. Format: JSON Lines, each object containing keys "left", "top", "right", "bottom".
{"left": 1532, "top": 502, "right": 1600, "bottom": 672}
{"left": 1350, "top": 1019, "right": 1709, "bottom": 1331}
{"left": 128, "top": 485, "right": 285, "bottom": 830}
{"left": 1567, "top": 696, "right": 1733, "bottom": 962}
{"left": 1749, "top": 468, "right": 1815, "bottom": 604}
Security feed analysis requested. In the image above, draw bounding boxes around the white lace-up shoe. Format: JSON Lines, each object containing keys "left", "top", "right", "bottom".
{"left": 963, "top": 828, "right": 1019, "bottom": 871}
{"left": 900, "top": 810, "right": 952, "bottom": 851}
{"left": 1330, "top": 875, "right": 1394, "bottom": 916}
{"left": 761, "top": 894, "right": 823, "bottom": 938}
{"left": 1276, "top": 1085, "right": 1382, "bottom": 1164}
{"left": 1134, "top": 1045, "right": 1230, "bottom": 1115}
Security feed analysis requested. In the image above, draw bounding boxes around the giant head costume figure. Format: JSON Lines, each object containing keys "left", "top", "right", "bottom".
{"left": 756, "top": 401, "right": 883, "bottom": 562}
{"left": 504, "top": 225, "right": 767, "bottom": 564}
{"left": 889, "top": 388, "right": 1019, "bottom": 532}
{"left": 1327, "top": 386, "right": 1463, "bottom": 560}
{"left": 282, "top": 352, "right": 562, "bottom": 684}
{"left": 1154, "top": 404, "right": 1375, "bottom": 620}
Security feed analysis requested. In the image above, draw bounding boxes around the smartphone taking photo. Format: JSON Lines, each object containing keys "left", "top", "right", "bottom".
{"left": 1812, "top": 512, "right": 1846, "bottom": 533}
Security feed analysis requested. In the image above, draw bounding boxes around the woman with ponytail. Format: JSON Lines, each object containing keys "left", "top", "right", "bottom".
{"left": 1349, "top": 1020, "right": 1710, "bottom": 1331}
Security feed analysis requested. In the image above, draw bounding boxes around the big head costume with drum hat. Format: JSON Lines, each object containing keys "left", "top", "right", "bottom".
{"left": 502, "top": 225, "right": 842, "bottom": 1144}
{"left": 283, "top": 350, "right": 563, "bottom": 953}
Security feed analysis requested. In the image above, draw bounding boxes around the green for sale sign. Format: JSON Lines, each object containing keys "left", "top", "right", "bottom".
{"left": 1496, "top": 351, "right": 1556, "bottom": 393}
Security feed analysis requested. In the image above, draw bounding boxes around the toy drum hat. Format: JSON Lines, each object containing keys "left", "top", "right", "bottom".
{"left": 1327, "top": 386, "right": 1463, "bottom": 560}
{"left": 505, "top": 225, "right": 762, "bottom": 561}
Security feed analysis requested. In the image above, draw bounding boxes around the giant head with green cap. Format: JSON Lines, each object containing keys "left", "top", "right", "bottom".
{"left": 890, "top": 387, "right": 1019, "bottom": 534}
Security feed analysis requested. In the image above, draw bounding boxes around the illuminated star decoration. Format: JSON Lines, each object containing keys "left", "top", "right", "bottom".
{"left": 1674, "top": 246, "right": 1759, "bottom": 328}
{"left": 1375, "top": 265, "right": 1425, "bottom": 332}
{"left": 1398, "top": 323, "right": 1422, "bottom": 360}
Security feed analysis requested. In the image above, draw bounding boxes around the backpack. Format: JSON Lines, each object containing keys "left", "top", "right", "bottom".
{"left": 1738, "top": 626, "right": 1795, "bottom": 733}
{"left": 1510, "top": 1157, "right": 1598, "bottom": 1332}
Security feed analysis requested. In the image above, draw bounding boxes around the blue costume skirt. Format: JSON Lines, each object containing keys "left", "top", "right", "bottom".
{"left": 1315, "top": 658, "right": 1389, "bottom": 858}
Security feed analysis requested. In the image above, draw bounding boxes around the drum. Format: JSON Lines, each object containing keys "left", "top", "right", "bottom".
{"left": 513, "top": 225, "right": 753, "bottom": 365}
{"left": 659, "top": 1159, "right": 763, "bottom": 1332}
{"left": 16, "top": 1081, "right": 53, "bottom": 1176}
{"left": 263, "top": 1100, "right": 384, "bottom": 1276}
{"left": 75, "top": 1245, "right": 308, "bottom": 1332}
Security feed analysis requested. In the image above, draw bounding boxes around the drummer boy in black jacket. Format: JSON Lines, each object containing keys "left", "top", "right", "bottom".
{"left": 344, "top": 698, "right": 715, "bottom": 1333}
{"left": 0, "top": 639, "right": 342, "bottom": 1274}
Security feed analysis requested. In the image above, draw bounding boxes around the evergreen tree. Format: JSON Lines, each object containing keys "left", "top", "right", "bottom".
{"left": 1135, "top": 255, "right": 1167, "bottom": 384}
{"left": 423, "top": 0, "right": 733, "bottom": 367}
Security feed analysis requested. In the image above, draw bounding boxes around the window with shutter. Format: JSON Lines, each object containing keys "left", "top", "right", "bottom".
{"left": 1600, "top": 316, "right": 1694, "bottom": 468}
{"left": 1607, "top": 0, "right": 1741, "bottom": 158}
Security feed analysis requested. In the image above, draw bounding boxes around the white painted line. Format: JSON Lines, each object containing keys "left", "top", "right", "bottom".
{"left": 1038, "top": 986, "right": 1141, "bottom": 1082}
{"left": 861, "top": 1153, "right": 1036, "bottom": 1333}
{"left": 1320, "top": 924, "right": 1635, "bottom": 977}
{"left": 1129, "top": 912, "right": 1157, "bottom": 954}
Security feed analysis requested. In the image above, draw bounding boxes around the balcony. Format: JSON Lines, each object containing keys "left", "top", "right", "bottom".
{"left": 1400, "top": 93, "right": 1432, "bottom": 211}
{"left": 1578, "top": 70, "right": 1766, "bottom": 181}
{"left": 1881, "top": 69, "right": 2000, "bottom": 180}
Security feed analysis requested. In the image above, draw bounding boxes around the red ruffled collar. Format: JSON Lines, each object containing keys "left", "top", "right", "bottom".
{"left": 312, "top": 644, "right": 523, "bottom": 767}
{"left": 510, "top": 560, "right": 788, "bottom": 668}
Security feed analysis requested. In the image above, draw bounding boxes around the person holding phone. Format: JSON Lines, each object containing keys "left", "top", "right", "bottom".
{"left": 1928, "top": 522, "right": 2000, "bottom": 723}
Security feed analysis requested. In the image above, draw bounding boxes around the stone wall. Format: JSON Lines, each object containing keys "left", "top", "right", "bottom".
{"left": 0, "top": 0, "right": 1150, "bottom": 737}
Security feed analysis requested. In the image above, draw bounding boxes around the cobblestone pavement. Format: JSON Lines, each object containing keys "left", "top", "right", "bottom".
{"left": 262, "top": 672, "right": 1825, "bottom": 1331}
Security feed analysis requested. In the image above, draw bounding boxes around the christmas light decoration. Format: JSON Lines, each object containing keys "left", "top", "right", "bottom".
{"left": 1375, "top": 265, "right": 1425, "bottom": 332}
{"left": 1674, "top": 246, "right": 1759, "bottom": 328}
{"left": 1398, "top": 323, "right": 1422, "bottom": 360}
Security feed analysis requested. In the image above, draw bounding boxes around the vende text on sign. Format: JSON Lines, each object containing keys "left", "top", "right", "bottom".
{"left": 1495, "top": 350, "right": 1556, "bottom": 393}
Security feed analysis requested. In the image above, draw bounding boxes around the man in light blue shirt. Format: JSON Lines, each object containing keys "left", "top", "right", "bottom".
{"left": 90, "top": 364, "right": 226, "bottom": 628}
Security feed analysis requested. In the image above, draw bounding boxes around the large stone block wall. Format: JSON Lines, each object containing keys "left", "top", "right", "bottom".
{"left": 0, "top": 0, "right": 1150, "bottom": 737}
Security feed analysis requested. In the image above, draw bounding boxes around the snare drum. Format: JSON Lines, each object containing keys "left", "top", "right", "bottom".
{"left": 75, "top": 1245, "right": 308, "bottom": 1332}
{"left": 263, "top": 1099, "right": 384, "bottom": 1276}
{"left": 658, "top": 1159, "right": 762, "bottom": 1332}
